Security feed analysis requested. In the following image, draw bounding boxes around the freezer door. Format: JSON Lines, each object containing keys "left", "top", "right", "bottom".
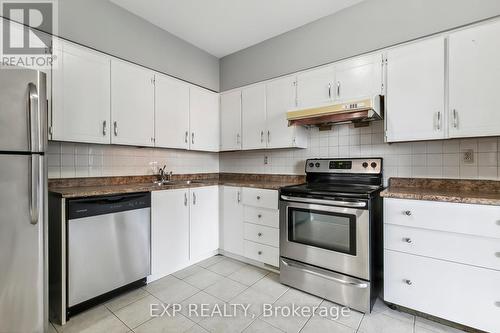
{"left": 0, "top": 154, "right": 45, "bottom": 333}
{"left": 0, "top": 68, "right": 47, "bottom": 152}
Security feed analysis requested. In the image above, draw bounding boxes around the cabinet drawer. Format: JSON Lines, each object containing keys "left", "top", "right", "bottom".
{"left": 242, "top": 188, "right": 278, "bottom": 209}
{"left": 244, "top": 223, "right": 279, "bottom": 247}
{"left": 244, "top": 241, "right": 279, "bottom": 267}
{"left": 385, "top": 224, "right": 500, "bottom": 271}
{"left": 243, "top": 206, "right": 279, "bottom": 228}
{"left": 384, "top": 198, "right": 500, "bottom": 239}
{"left": 384, "top": 250, "right": 500, "bottom": 333}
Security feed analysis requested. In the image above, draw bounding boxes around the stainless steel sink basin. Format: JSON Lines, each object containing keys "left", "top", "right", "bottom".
{"left": 153, "top": 180, "right": 205, "bottom": 186}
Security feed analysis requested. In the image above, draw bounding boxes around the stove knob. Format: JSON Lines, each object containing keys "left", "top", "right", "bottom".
{"left": 315, "top": 163, "right": 321, "bottom": 168}
{"left": 362, "top": 162, "right": 369, "bottom": 168}
{"left": 371, "top": 162, "right": 378, "bottom": 169}
{"left": 308, "top": 163, "right": 314, "bottom": 168}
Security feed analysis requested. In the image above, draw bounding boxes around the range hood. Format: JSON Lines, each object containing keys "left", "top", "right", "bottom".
{"left": 287, "top": 95, "right": 384, "bottom": 129}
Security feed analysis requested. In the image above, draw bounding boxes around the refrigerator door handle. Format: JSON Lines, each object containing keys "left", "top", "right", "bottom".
{"left": 30, "top": 155, "right": 40, "bottom": 225}
{"left": 28, "top": 82, "right": 41, "bottom": 152}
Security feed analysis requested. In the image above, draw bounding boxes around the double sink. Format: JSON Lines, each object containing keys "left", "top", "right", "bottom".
{"left": 152, "top": 179, "right": 206, "bottom": 187}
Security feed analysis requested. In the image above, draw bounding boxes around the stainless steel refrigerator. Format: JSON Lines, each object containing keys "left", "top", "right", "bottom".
{"left": 0, "top": 68, "right": 47, "bottom": 333}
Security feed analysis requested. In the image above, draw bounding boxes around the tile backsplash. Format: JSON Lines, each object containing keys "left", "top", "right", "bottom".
{"left": 47, "top": 142, "right": 219, "bottom": 179}
{"left": 50, "top": 121, "right": 500, "bottom": 185}
{"left": 219, "top": 121, "right": 500, "bottom": 185}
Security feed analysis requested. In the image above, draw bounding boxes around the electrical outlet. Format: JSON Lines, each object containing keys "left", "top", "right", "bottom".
{"left": 462, "top": 149, "right": 474, "bottom": 164}
{"left": 264, "top": 156, "right": 268, "bottom": 165}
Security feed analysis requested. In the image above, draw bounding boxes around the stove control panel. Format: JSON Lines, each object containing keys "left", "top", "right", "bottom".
{"left": 305, "top": 158, "right": 382, "bottom": 174}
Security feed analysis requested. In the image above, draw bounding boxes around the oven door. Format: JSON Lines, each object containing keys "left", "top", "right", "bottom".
{"left": 280, "top": 196, "right": 370, "bottom": 280}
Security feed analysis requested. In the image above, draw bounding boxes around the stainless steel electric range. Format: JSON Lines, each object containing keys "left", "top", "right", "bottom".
{"left": 279, "top": 158, "right": 384, "bottom": 313}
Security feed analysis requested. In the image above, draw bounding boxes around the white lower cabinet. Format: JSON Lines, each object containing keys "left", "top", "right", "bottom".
{"left": 190, "top": 186, "right": 220, "bottom": 261}
{"left": 384, "top": 198, "right": 500, "bottom": 333}
{"left": 151, "top": 186, "right": 218, "bottom": 281}
{"left": 220, "top": 186, "right": 244, "bottom": 256}
{"left": 244, "top": 241, "right": 279, "bottom": 267}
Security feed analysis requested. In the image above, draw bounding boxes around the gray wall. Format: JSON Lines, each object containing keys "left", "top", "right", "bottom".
{"left": 220, "top": 0, "right": 500, "bottom": 91}
{"left": 57, "top": 0, "right": 219, "bottom": 91}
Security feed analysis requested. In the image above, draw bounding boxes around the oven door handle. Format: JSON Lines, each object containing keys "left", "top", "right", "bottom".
{"left": 281, "top": 259, "right": 369, "bottom": 288}
{"left": 280, "top": 195, "right": 366, "bottom": 208}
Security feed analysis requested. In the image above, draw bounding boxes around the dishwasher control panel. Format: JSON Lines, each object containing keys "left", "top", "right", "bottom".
{"left": 67, "top": 192, "right": 151, "bottom": 219}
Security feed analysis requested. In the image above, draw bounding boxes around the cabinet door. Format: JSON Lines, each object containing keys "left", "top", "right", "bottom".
{"left": 449, "top": 20, "right": 500, "bottom": 138}
{"left": 52, "top": 40, "right": 111, "bottom": 144}
{"left": 220, "top": 90, "right": 242, "bottom": 151}
{"left": 220, "top": 186, "right": 244, "bottom": 256}
{"left": 242, "top": 84, "right": 267, "bottom": 150}
{"left": 190, "top": 186, "right": 219, "bottom": 260}
{"left": 335, "top": 54, "right": 383, "bottom": 102}
{"left": 296, "top": 65, "right": 335, "bottom": 108}
{"left": 386, "top": 37, "right": 446, "bottom": 142}
{"left": 266, "top": 75, "right": 305, "bottom": 149}
{"left": 151, "top": 189, "right": 190, "bottom": 280}
{"left": 189, "top": 87, "right": 220, "bottom": 151}
{"left": 111, "top": 60, "right": 155, "bottom": 146}
{"left": 155, "top": 74, "right": 190, "bottom": 149}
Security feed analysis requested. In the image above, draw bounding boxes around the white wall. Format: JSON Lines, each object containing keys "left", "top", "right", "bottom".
{"left": 220, "top": 122, "right": 500, "bottom": 185}
{"left": 47, "top": 142, "right": 219, "bottom": 178}
{"left": 220, "top": 0, "right": 500, "bottom": 90}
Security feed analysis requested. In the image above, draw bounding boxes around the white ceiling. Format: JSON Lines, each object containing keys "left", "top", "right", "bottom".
{"left": 110, "top": 0, "right": 364, "bottom": 58}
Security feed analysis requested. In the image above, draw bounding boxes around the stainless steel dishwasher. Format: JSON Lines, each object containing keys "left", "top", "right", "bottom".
{"left": 66, "top": 192, "right": 151, "bottom": 316}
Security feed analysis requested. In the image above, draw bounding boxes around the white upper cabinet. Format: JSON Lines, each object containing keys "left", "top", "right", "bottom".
{"left": 189, "top": 87, "right": 220, "bottom": 152}
{"left": 220, "top": 90, "right": 242, "bottom": 151}
{"left": 449, "top": 20, "right": 500, "bottom": 138}
{"left": 386, "top": 37, "right": 446, "bottom": 142}
{"left": 155, "top": 74, "right": 190, "bottom": 149}
{"left": 335, "top": 53, "right": 383, "bottom": 102}
{"left": 242, "top": 84, "right": 267, "bottom": 150}
{"left": 111, "top": 60, "right": 155, "bottom": 147}
{"left": 52, "top": 40, "right": 111, "bottom": 144}
{"left": 296, "top": 65, "right": 335, "bottom": 107}
{"left": 266, "top": 76, "right": 307, "bottom": 149}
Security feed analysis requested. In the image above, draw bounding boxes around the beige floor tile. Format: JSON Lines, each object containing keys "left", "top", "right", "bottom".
{"left": 47, "top": 323, "right": 58, "bottom": 333}
{"left": 301, "top": 316, "right": 356, "bottom": 333}
{"left": 133, "top": 313, "right": 196, "bottom": 333}
{"left": 104, "top": 288, "right": 150, "bottom": 312}
{"left": 173, "top": 265, "right": 205, "bottom": 280}
{"left": 315, "top": 300, "right": 364, "bottom": 329}
{"left": 145, "top": 275, "right": 180, "bottom": 295}
{"left": 199, "top": 309, "right": 254, "bottom": 333}
{"left": 180, "top": 291, "right": 226, "bottom": 323}
{"left": 206, "top": 259, "right": 247, "bottom": 276}
{"left": 371, "top": 298, "right": 415, "bottom": 323}
{"left": 149, "top": 278, "right": 200, "bottom": 304}
{"left": 184, "top": 268, "right": 224, "bottom": 289}
{"left": 249, "top": 273, "right": 288, "bottom": 300}
{"left": 358, "top": 312, "right": 414, "bottom": 333}
{"left": 185, "top": 324, "right": 210, "bottom": 333}
{"left": 242, "top": 319, "right": 283, "bottom": 333}
{"left": 204, "top": 277, "right": 248, "bottom": 302}
{"left": 227, "top": 265, "right": 268, "bottom": 286}
{"left": 229, "top": 287, "right": 276, "bottom": 316}
{"left": 113, "top": 295, "right": 162, "bottom": 329}
{"left": 415, "top": 317, "right": 466, "bottom": 333}
{"left": 53, "top": 305, "right": 129, "bottom": 333}
{"left": 197, "top": 255, "right": 226, "bottom": 268}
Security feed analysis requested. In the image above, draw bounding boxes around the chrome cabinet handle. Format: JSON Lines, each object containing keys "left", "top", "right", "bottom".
{"left": 404, "top": 210, "right": 412, "bottom": 216}
{"left": 403, "top": 237, "right": 412, "bottom": 244}
{"left": 102, "top": 120, "right": 107, "bottom": 136}
{"left": 237, "top": 133, "right": 241, "bottom": 145}
{"left": 185, "top": 131, "right": 189, "bottom": 144}
{"left": 257, "top": 196, "right": 261, "bottom": 200}
{"left": 258, "top": 232, "right": 263, "bottom": 237}
{"left": 258, "top": 251, "right": 262, "bottom": 255}
{"left": 113, "top": 121, "right": 118, "bottom": 136}
{"left": 436, "top": 112, "right": 441, "bottom": 131}
{"left": 452, "top": 109, "right": 458, "bottom": 128}
{"left": 495, "top": 252, "right": 500, "bottom": 258}
{"left": 28, "top": 83, "right": 41, "bottom": 152}
{"left": 258, "top": 214, "right": 262, "bottom": 218}
{"left": 404, "top": 279, "right": 413, "bottom": 286}
{"left": 260, "top": 131, "right": 264, "bottom": 143}
{"left": 337, "top": 81, "right": 341, "bottom": 97}
{"left": 495, "top": 302, "right": 500, "bottom": 308}
{"left": 29, "top": 155, "right": 41, "bottom": 225}
{"left": 496, "top": 220, "right": 500, "bottom": 226}
{"left": 192, "top": 192, "right": 196, "bottom": 205}
{"left": 237, "top": 191, "right": 241, "bottom": 203}
{"left": 184, "top": 192, "right": 188, "bottom": 206}
{"left": 191, "top": 132, "right": 195, "bottom": 145}
{"left": 267, "top": 131, "right": 270, "bottom": 143}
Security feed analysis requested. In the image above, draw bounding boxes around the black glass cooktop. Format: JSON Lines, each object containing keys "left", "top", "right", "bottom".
{"left": 280, "top": 183, "right": 383, "bottom": 198}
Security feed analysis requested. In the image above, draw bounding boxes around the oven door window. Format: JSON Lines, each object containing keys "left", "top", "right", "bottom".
{"left": 288, "top": 208, "right": 356, "bottom": 255}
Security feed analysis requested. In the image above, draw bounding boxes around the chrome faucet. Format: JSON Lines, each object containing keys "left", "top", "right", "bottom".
{"left": 157, "top": 165, "right": 173, "bottom": 184}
